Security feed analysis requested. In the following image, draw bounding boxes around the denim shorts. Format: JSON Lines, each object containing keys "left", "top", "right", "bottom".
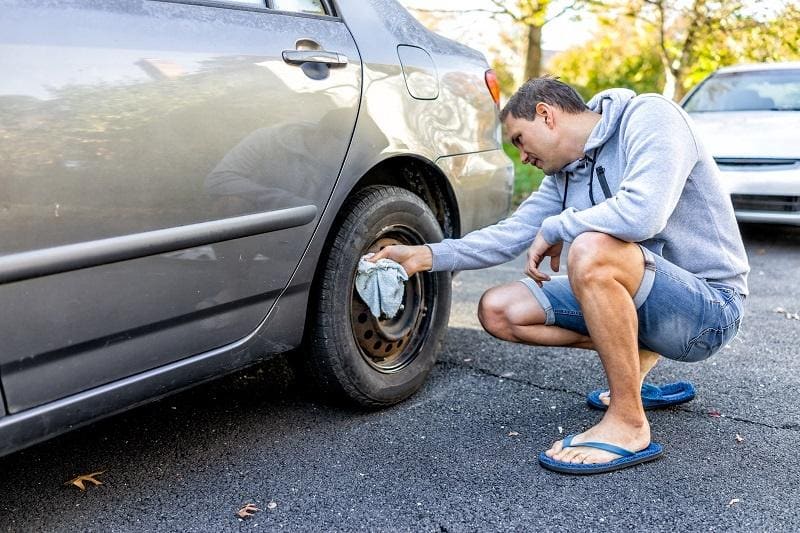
{"left": 520, "top": 245, "right": 745, "bottom": 362}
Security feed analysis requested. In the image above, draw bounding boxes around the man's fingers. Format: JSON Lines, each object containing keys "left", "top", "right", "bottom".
{"left": 368, "top": 246, "right": 394, "bottom": 262}
{"left": 525, "top": 264, "right": 551, "bottom": 283}
{"left": 550, "top": 254, "right": 560, "bottom": 272}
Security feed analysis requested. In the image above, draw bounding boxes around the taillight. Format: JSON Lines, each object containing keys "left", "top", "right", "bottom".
{"left": 485, "top": 69, "right": 501, "bottom": 107}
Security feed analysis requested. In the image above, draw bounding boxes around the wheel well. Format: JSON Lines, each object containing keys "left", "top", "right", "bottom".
{"left": 352, "top": 156, "right": 461, "bottom": 239}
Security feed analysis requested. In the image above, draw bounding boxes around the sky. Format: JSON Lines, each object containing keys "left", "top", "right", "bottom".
{"left": 398, "top": 0, "right": 792, "bottom": 55}
{"left": 398, "top": 0, "right": 598, "bottom": 53}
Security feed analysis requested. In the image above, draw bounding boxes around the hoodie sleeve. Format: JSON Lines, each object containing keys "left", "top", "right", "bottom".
{"left": 427, "top": 173, "right": 564, "bottom": 272}
{"left": 539, "top": 96, "right": 699, "bottom": 245}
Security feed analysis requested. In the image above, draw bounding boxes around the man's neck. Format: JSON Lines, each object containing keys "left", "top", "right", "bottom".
{"left": 567, "top": 111, "right": 603, "bottom": 157}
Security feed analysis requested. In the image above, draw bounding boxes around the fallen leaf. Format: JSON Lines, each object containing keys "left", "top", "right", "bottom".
{"left": 774, "top": 307, "right": 786, "bottom": 314}
{"left": 708, "top": 410, "right": 722, "bottom": 418}
{"left": 558, "top": 426, "right": 564, "bottom": 434}
{"left": 735, "top": 434, "right": 744, "bottom": 443}
{"left": 500, "top": 372, "right": 515, "bottom": 378}
{"left": 508, "top": 431, "right": 520, "bottom": 437}
{"left": 267, "top": 501, "right": 278, "bottom": 510}
{"left": 728, "top": 498, "right": 740, "bottom": 507}
{"left": 236, "top": 503, "right": 260, "bottom": 519}
{"left": 66, "top": 471, "right": 105, "bottom": 491}
{"left": 463, "top": 358, "right": 472, "bottom": 363}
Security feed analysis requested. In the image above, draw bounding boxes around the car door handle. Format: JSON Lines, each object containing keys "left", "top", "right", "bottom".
{"left": 282, "top": 50, "right": 348, "bottom": 66}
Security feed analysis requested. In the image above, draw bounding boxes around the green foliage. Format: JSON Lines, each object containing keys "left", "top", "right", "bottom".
{"left": 503, "top": 142, "right": 544, "bottom": 206}
{"left": 548, "top": 1, "right": 800, "bottom": 100}
{"left": 492, "top": 57, "right": 519, "bottom": 97}
{"left": 547, "top": 17, "right": 665, "bottom": 100}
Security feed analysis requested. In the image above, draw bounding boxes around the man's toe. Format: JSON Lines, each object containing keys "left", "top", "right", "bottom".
{"left": 545, "top": 439, "right": 564, "bottom": 458}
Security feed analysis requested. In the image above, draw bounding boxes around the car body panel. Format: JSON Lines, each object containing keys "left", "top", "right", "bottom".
{"left": 436, "top": 150, "right": 513, "bottom": 233}
{"left": 0, "top": 0, "right": 361, "bottom": 411}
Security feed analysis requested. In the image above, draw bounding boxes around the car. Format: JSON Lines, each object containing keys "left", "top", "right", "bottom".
{"left": 0, "top": 0, "right": 513, "bottom": 457}
{"left": 681, "top": 62, "right": 800, "bottom": 225}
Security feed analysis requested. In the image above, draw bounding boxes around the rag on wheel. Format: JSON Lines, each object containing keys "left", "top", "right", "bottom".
{"left": 355, "top": 255, "right": 409, "bottom": 319}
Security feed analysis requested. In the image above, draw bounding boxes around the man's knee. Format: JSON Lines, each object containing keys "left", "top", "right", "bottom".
{"left": 478, "top": 283, "right": 548, "bottom": 341}
{"left": 568, "top": 232, "right": 643, "bottom": 292}
{"left": 478, "top": 287, "right": 512, "bottom": 339}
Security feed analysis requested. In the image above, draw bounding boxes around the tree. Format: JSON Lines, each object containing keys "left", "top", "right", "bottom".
{"left": 552, "top": 0, "right": 800, "bottom": 100}
{"left": 403, "top": 1, "right": 585, "bottom": 83}
{"left": 548, "top": 15, "right": 664, "bottom": 99}
{"left": 583, "top": 0, "right": 800, "bottom": 99}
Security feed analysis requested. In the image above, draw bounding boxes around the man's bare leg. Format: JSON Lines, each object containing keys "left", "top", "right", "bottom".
{"left": 597, "top": 349, "right": 661, "bottom": 406}
{"left": 545, "top": 232, "right": 651, "bottom": 465}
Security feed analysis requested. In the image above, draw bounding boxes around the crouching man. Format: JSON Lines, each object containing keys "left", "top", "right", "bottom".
{"left": 370, "top": 77, "right": 749, "bottom": 475}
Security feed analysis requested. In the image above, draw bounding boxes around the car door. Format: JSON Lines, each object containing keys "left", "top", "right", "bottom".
{"left": 0, "top": 0, "right": 360, "bottom": 412}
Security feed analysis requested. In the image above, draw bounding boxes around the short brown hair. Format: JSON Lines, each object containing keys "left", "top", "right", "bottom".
{"left": 500, "top": 76, "right": 588, "bottom": 121}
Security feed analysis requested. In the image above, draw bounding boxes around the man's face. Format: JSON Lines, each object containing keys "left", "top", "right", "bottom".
{"left": 504, "top": 105, "right": 565, "bottom": 175}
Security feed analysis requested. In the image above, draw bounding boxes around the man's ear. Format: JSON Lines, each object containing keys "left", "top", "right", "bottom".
{"left": 536, "top": 102, "right": 555, "bottom": 128}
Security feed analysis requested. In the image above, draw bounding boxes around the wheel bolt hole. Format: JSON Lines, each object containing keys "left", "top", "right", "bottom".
{"left": 397, "top": 339, "right": 403, "bottom": 346}
{"left": 358, "top": 313, "right": 368, "bottom": 324}
{"left": 364, "top": 330, "right": 374, "bottom": 340}
{"left": 385, "top": 344, "right": 393, "bottom": 353}
{"left": 373, "top": 341, "right": 382, "bottom": 350}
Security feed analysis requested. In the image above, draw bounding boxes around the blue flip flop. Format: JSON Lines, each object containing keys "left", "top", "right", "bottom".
{"left": 538, "top": 434, "right": 664, "bottom": 475}
{"left": 586, "top": 381, "right": 696, "bottom": 411}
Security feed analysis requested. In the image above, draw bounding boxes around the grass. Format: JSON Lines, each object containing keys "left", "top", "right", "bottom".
{"left": 503, "top": 142, "right": 544, "bottom": 207}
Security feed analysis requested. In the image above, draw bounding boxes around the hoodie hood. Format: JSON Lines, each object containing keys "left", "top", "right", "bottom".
{"left": 584, "top": 88, "right": 636, "bottom": 151}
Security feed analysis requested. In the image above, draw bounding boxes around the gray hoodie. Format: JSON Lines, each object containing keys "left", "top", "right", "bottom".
{"left": 428, "top": 88, "right": 750, "bottom": 295}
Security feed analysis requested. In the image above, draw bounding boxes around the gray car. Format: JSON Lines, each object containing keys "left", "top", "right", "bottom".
{"left": 0, "top": 0, "right": 513, "bottom": 456}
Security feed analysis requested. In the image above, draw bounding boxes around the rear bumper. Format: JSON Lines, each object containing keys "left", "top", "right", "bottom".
{"left": 437, "top": 148, "right": 514, "bottom": 236}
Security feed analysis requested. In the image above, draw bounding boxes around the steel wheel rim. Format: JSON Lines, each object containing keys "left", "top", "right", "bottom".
{"left": 350, "top": 225, "right": 434, "bottom": 373}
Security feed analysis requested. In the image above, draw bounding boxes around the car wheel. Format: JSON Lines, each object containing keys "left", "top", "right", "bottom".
{"left": 304, "top": 185, "right": 452, "bottom": 407}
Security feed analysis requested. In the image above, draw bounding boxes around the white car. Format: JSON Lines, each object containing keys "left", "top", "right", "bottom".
{"left": 682, "top": 62, "right": 800, "bottom": 225}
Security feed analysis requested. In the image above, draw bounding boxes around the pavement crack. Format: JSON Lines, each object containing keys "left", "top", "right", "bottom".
{"left": 437, "top": 360, "right": 585, "bottom": 398}
{"left": 676, "top": 408, "right": 800, "bottom": 432}
{"left": 439, "top": 360, "right": 800, "bottom": 433}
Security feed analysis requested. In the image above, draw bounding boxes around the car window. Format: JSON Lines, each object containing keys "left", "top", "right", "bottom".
{"left": 684, "top": 69, "right": 800, "bottom": 112}
{"left": 271, "top": 0, "right": 327, "bottom": 15}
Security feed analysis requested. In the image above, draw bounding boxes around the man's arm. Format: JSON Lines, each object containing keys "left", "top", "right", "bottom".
{"left": 370, "top": 174, "right": 565, "bottom": 275}
{"left": 539, "top": 97, "right": 699, "bottom": 246}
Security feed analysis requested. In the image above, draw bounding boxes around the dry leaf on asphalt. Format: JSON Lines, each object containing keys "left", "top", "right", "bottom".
{"left": 728, "top": 498, "right": 741, "bottom": 507}
{"left": 735, "top": 434, "right": 744, "bottom": 443}
{"left": 708, "top": 410, "right": 722, "bottom": 418}
{"left": 236, "top": 503, "right": 260, "bottom": 519}
{"left": 508, "top": 432, "right": 520, "bottom": 437}
{"left": 65, "top": 471, "right": 106, "bottom": 491}
{"left": 267, "top": 501, "right": 278, "bottom": 510}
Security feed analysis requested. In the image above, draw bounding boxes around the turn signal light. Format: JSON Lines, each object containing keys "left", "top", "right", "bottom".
{"left": 485, "top": 69, "right": 501, "bottom": 106}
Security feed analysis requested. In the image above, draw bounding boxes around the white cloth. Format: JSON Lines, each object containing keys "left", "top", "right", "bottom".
{"left": 355, "top": 255, "right": 409, "bottom": 318}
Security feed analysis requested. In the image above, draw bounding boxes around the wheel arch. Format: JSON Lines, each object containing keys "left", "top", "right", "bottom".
{"left": 350, "top": 155, "right": 461, "bottom": 240}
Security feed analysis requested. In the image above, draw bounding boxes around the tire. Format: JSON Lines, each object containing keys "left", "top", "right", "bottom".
{"left": 303, "top": 185, "right": 452, "bottom": 407}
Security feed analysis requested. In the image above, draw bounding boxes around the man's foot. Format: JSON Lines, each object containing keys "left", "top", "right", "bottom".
{"left": 544, "top": 416, "right": 651, "bottom": 465}
{"left": 590, "top": 381, "right": 696, "bottom": 410}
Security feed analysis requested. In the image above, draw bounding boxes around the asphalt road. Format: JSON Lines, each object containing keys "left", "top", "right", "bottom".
{"left": 1, "top": 224, "right": 799, "bottom": 532}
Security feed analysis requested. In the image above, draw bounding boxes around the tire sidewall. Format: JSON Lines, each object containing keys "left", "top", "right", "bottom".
{"left": 320, "top": 187, "right": 451, "bottom": 405}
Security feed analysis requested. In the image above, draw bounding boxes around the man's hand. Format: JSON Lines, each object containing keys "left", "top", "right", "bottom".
{"left": 525, "top": 231, "right": 563, "bottom": 287}
{"left": 367, "top": 244, "right": 433, "bottom": 277}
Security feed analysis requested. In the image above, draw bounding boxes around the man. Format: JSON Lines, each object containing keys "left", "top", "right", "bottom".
{"left": 369, "top": 77, "right": 749, "bottom": 475}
